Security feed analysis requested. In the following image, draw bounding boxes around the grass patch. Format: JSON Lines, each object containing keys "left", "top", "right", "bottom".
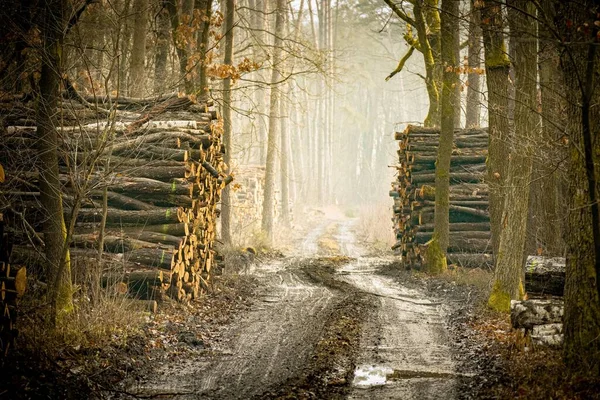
{"left": 317, "top": 223, "right": 341, "bottom": 255}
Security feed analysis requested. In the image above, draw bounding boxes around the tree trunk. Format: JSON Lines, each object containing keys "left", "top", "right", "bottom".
{"left": 280, "top": 86, "right": 291, "bottom": 227}
{"left": 37, "top": 0, "right": 73, "bottom": 321}
{"left": 412, "top": 0, "right": 439, "bottom": 127}
{"left": 480, "top": 0, "right": 511, "bottom": 258}
{"left": 465, "top": 0, "right": 481, "bottom": 128}
{"left": 220, "top": 0, "right": 235, "bottom": 244}
{"left": 426, "top": 0, "right": 458, "bottom": 274}
{"left": 489, "top": 0, "right": 537, "bottom": 312}
{"left": 196, "top": 0, "right": 213, "bottom": 98}
{"left": 154, "top": 4, "right": 170, "bottom": 94}
{"left": 527, "top": 0, "right": 566, "bottom": 256}
{"left": 165, "top": 0, "right": 193, "bottom": 93}
{"left": 261, "top": 0, "right": 285, "bottom": 241}
{"left": 556, "top": 0, "right": 600, "bottom": 373}
{"left": 129, "top": 0, "right": 148, "bottom": 97}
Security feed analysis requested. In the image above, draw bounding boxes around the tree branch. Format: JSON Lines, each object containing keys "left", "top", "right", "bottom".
{"left": 65, "top": 0, "right": 98, "bottom": 35}
{"left": 383, "top": 0, "right": 416, "bottom": 27}
{"left": 385, "top": 46, "right": 416, "bottom": 81}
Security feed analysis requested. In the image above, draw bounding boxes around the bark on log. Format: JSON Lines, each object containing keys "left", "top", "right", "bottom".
{"left": 106, "top": 177, "right": 194, "bottom": 196}
{"left": 411, "top": 172, "right": 484, "bottom": 184}
{"left": 524, "top": 256, "right": 565, "bottom": 296}
{"left": 71, "top": 207, "right": 181, "bottom": 225}
{"left": 417, "top": 222, "right": 491, "bottom": 232}
{"left": 126, "top": 248, "right": 175, "bottom": 269}
{"left": 90, "top": 191, "right": 158, "bottom": 211}
{"left": 112, "top": 166, "right": 191, "bottom": 182}
{"left": 132, "top": 299, "right": 158, "bottom": 313}
{"left": 415, "top": 236, "right": 491, "bottom": 253}
{"left": 72, "top": 234, "right": 173, "bottom": 253}
{"left": 510, "top": 299, "right": 563, "bottom": 330}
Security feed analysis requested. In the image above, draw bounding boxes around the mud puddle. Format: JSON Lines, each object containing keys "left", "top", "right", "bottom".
{"left": 334, "top": 220, "right": 461, "bottom": 399}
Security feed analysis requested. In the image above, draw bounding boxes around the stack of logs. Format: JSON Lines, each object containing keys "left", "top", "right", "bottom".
{"left": 390, "top": 125, "right": 492, "bottom": 268}
{"left": 0, "top": 93, "right": 229, "bottom": 305}
{"left": 230, "top": 165, "right": 265, "bottom": 243}
{"left": 512, "top": 256, "right": 565, "bottom": 346}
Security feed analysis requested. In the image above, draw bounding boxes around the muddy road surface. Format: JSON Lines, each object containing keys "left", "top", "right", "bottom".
{"left": 125, "top": 218, "right": 461, "bottom": 399}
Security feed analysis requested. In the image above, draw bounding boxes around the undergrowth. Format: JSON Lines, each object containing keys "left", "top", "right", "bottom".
{"left": 468, "top": 311, "right": 600, "bottom": 399}
{"left": 356, "top": 202, "right": 395, "bottom": 253}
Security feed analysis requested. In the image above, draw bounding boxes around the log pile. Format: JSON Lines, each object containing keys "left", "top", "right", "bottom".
{"left": 511, "top": 256, "right": 566, "bottom": 346}
{"left": 524, "top": 255, "right": 565, "bottom": 296}
{"left": 230, "top": 165, "right": 265, "bottom": 243}
{"left": 511, "top": 299, "right": 563, "bottom": 346}
{"left": 0, "top": 94, "right": 229, "bottom": 304}
{"left": 390, "top": 125, "right": 492, "bottom": 268}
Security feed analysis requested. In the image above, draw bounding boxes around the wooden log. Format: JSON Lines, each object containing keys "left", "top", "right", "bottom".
{"left": 127, "top": 193, "right": 193, "bottom": 208}
{"left": 120, "top": 223, "right": 189, "bottom": 237}
{"left": 411, "top": 172, "right": 484, "bottom": 185}
{"left": 531, "top": 323, "right": 563, "bottom": 346}
{"left": 422, "top": 199, "right": 488, "bottom": 209}
{"left": 71, "top": 234, "right": 172, "bottom": 253}
{"left": 510, "top": 299, "right": 563, "bottom": 330}
{"left": 125, "top": 248, "right": 175, "bottom": 270}
{"left": 109, "top": 156, "right": 184, "bottom": 168}
{"left": 412, "top": 155, "right": 487, "bottom": 166}
{"left": 116, "top": 230, "right": 186, "bottom": 247}
{"left": 90, "top": 191, "right": 158, "bottom": 211}
{"left": 0, "top": 266, "right": 27, "bottom": 300}
{"left": 416, "top": 236, "right": 491, "bottom": 253}
{"left": 112, "top": 166, "right": 191, "bottom": 182}
{"left": 71, "top": 207, "right": 181, "bottom": 225}
{"left": 414, "top": 231, "right": 491, "bottom": 241}
{"left": 417, "top": 222, "right": 491, "bottom": 232}
{"left": 106, "top": 176, "right": 193, "bottom": 196}
{"left": 101, "top": 131, "right": 211, "bottom": 155}
{"left": 119, "top": 145, "right": 200, "bottom": 161}
{"left": 524, "top": 256, "right": 565, "bottom": 296}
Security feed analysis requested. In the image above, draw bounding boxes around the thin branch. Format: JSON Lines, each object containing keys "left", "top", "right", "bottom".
{"left": 385, "top": 45, "right": 416, "bottom": 81}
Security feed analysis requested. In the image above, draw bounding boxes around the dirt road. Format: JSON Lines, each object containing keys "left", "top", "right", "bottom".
{"left": 126, "top": 218, "right": 460, "bottom": 399}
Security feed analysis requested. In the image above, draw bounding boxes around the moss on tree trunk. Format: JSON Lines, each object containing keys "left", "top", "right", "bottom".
{"left": 479, "top": 1, "right": 511, "bottom": 258}
{"left": 37, "top": 0, "right": 73, "bottom": 320}
{"left": 556, "top": 0, "right": 600, "bottom": 373}
{"left": 488, "top": 0, "right": 537, "bottom": 312}
{"left": 426, "top": 0, "right": 457, "bottom": 275}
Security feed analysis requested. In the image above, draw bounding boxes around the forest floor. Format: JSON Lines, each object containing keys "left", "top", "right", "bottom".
{"left": 2, "top": 208, "right": 598, "bottom": 399}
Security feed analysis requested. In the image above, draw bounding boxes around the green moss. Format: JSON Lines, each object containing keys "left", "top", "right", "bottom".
{"left": 488, "top": 280, "right": 511, "bottom": 312}
{"left": 424, "top": 236, "right": 447, "bottom": 275}
{"left": 484, "top": 43, "right": 511, "bottom": 69}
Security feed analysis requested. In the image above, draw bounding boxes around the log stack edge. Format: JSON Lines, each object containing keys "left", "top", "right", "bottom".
{"left": 390, "top": 125, "right": 492, "bottom": 268}
{"left": 1, "top": 94, "right": 231, "bottom": 306}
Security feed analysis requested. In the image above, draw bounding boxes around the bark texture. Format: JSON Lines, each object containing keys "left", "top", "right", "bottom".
{"left": 220, "top": 0, "right": 235, "bottom": 244}
{"left": 261, "top": 0, "right": 285, "bottom": 241}
{"left": 480, "top": 0, "right": 510, "bottom": 258}
{"left": 489, "top": 0, "right": 537, "bottom": 312}
{"left": 556, "top": 0, "right": 600, "bottom": 373}
{"left": 426, "top": 0, "right": 458, "bottom": 274}
{"left": 465, "top": 0, "right": 481, "bottom": 128}
{"left": 37, "top": 0, "right": 73, "bottom": 320}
